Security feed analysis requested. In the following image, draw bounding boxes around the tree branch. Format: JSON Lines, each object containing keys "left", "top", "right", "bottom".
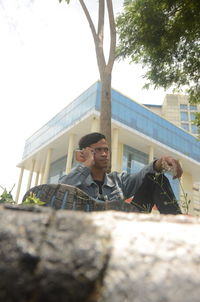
{"left": 79, "top": 0, "right": 97, "bottom": 43}
{"left": 79, "top": 0, "right": 106, "bottom": 77}
{"left": 98, "top": 0, "right": 104, "bottom": 37}
{"left": 106, "top": 0, "right": 116, "bottom": 73}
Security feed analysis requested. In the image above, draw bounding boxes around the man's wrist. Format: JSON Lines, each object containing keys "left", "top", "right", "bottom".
{"left": 82, "top": 159, "right": 94, "bottom": 168}
{"left": 153, "top": 159, "right": 163, "bottom": 173}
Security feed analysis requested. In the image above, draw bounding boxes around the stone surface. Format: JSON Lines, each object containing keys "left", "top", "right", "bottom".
{"left": 0, "top": 204, "right": 200, "bottom": 302}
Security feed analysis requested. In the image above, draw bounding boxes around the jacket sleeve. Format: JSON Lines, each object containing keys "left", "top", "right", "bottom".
{"left": 120, "top": 161, "right": 156, "bottom": 198}
{"left": 58, "top": 164, "right": 91, "bottom": 186}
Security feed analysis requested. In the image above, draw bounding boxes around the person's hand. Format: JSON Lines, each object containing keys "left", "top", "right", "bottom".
{"left": 154, "top": 156, "right": 183, "bottom": 179}
{"left": 81, "top": 147, "right": 95, "bottom": 168}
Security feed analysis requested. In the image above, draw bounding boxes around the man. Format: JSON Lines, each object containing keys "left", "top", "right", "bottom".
{"left": 59, "top": 132, "right": 182, "bottom": 214}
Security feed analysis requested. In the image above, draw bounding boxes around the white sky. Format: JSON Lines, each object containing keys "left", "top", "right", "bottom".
{"left": 0, "top": 0, "right": 173, "bottom": 199}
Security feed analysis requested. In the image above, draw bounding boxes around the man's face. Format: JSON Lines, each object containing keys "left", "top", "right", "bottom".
{"left": 89, "top": 138, "right": 110, "bottom": 169}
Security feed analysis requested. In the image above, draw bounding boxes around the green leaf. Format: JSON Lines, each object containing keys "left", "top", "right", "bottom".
{"left": 23, "top": 192, "right": 46, "bottom": 206}
{"left": 0, "top": 185, "right": 15, "bottom": 204}
{"left": 116, "top": 0, "right": 200, "bottom": 115}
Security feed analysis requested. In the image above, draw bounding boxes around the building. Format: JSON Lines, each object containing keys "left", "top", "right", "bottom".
{"left": 16, "top": 82, "right": 200, "bottom": 214}
{"left": 145, "top": 94, "right": 200, "bottom": 136}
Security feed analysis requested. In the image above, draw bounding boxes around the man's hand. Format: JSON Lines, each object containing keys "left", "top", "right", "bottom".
{"left": 80, "top": 147, "right": 95, "bottom": 168}
{"left": 154, "top": 156, "right": 183, "bottom": 179}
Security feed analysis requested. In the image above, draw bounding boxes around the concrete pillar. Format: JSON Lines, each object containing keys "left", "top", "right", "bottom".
{"left": 39, "top": 171, "right": 44, "bottom": 185}
{"left": 26, "top": 160, "right": 35, "bottom": 191}
{"left": 15, "top": 167, "right": 24, "bottom": 203}
{"left": 34, "top": 171, "right": 40, "bottom": 186}
{"left": 111, "top": 128, "right": 119, "bottom": 172}
{"left": 148, "top": 145, "right": 154, "bottom": 163}
{"left": 118, "top": 143, "right": 124, "bottom": 172}
{"left": 65, "top": 134, "right": 75, "bottom": 174}
{"left": 91, "top": 117, "right": 99, "bottom": 132}
{"left": 42, "top": 149, "right": 53, "bottom": 184}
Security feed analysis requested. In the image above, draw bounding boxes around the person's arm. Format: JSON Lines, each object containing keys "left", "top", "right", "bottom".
{"left": 59, "top": 164, "right": 91, "bottom": 186}
{"left": 121, "top": 156, "right": 183, "bottom": 198}
{"left": 120, "top": 161, "right": 155, "bottom": 198}
{"left": 154, "top": 156, "right": 183, "bottom": 179}
{"left": 59, "top": 147, "right": 95, "bottom": 186}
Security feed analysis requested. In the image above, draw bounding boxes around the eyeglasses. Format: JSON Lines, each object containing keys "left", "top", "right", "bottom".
{"left": 93, "top": 147, "right": 109, "bottom": 154}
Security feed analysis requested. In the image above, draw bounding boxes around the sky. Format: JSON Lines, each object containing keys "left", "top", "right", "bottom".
{"left": 0, "top": 0, "right": 173, "bottom": 200}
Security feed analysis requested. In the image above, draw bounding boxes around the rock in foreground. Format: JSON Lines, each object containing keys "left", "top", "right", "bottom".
{"left": 0, "top": 204, "right": 200, "bottom": 302}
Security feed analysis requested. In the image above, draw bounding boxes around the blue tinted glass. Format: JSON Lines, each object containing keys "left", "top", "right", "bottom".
{"left": 190, "top": 105, "right": 197, "bottom": 111}
{"left": 123, "top": 145, "right": 148, "bottom": 173}
{"left": 190, "top": 113, "right": 196, "bottom": 121}
{"left": 109, "top": 88, "right": 200, "bottom": 162}
{"left": 180, "top": 104, "right": 187, "bottom": 110}
{"left": 23, "top": 83, "right": 200, "bottom": 164}
{"left": 180, "top": 112, "right": 188, "bottom": 121}
{"left": 191, "top": 125, "right": 198, "bottom": 134}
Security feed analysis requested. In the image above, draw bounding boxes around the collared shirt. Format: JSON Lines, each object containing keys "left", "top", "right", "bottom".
{"left": 59, "top": 162, "right": 155, "bottom": 202}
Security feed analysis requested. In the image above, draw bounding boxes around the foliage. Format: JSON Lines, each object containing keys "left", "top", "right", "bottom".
{"left": 194, "top": 112, "right": 200, "bottom": 137}
{"left": 179, "top": 180, "right": 191, "bottom": 215}
{"left": 116, "top": 0, "right": 200, "bottom": 128}
{"left": 0, "top": 185, "right": 15, "bottom": 204}
{"left": 23, "top": 192, "right": 46, "bottom": 206}
{"left": 59, "top": 0, "right": 70, "bottom": 3}
{"left": 0, "top": 185, "right": 45, "bottom": 206}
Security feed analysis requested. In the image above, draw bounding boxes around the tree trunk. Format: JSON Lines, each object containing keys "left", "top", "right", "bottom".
{"left": 100, "top": 73, "right": 112, "bottom": 149}
{"left": 76, "top": 0, "right": 116, "bottom": 170}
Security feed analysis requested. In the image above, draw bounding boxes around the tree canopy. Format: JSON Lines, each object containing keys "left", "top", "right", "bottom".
{"left": 116, "top": 0, "right": 200, "bottom": 105}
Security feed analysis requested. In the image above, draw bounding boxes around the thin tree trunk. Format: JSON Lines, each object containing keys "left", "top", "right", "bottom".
{"left": 100, "top": 73, "right": 112, "bottom": 172}
{"left": 100, "top": 73, "right": 112, "bottom": 148}
{"left": 78, "top": 0, "right": 115, "bottom": 170}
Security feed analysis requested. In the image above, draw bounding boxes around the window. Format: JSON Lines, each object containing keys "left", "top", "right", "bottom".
{"left": 181, "top": 123, "right": 189, "bottom": 131}
{"left": 190, "top": 112, "right": 196, "bottom": 121}
{"left": 123, "top": 145, "right": 148, "bottom": 174}
{"left": 180, "top": 112, "right": 188, "bottom": 121}
{"left": 190, "top": 105, "right": 197, "bottom": 111}
{"left": 180, "top": 104, "right": 187, "bottom": 110}
{"left": 191, "top": 124, "right": 198, "bottom": 134}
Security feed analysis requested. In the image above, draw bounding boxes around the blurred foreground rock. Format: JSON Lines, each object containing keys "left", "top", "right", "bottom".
{"left": 0, "top": 204, "right": 200, "bottom": 302}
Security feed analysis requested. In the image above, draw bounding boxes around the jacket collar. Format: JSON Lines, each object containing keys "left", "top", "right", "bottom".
{"left": 85, "top": 173, "right": 115, "bottom": 188}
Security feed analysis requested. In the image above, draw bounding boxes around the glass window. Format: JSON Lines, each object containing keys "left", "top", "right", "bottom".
{"left": 181, "top": 123, "right": 189, "bottom": 131}
{"left": 180, "top": 104, "right": 188, "bottom": 110}
{"left": 190, "top": 105, "right": 197, "bottom": 111}
{"left": 48, "top": 156, "right": 67, "bottom": 184}
{"left": 191, "top": 124, "right": 198, "bottom": 134}
{"left": 190, "top": 112, "right": 196, "bottom": 121}
{"left": 180, "top": 112, "right": 188, "bottom": 121}
{"left": 123, "top": 145, "right": 148, "bottom": 174}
